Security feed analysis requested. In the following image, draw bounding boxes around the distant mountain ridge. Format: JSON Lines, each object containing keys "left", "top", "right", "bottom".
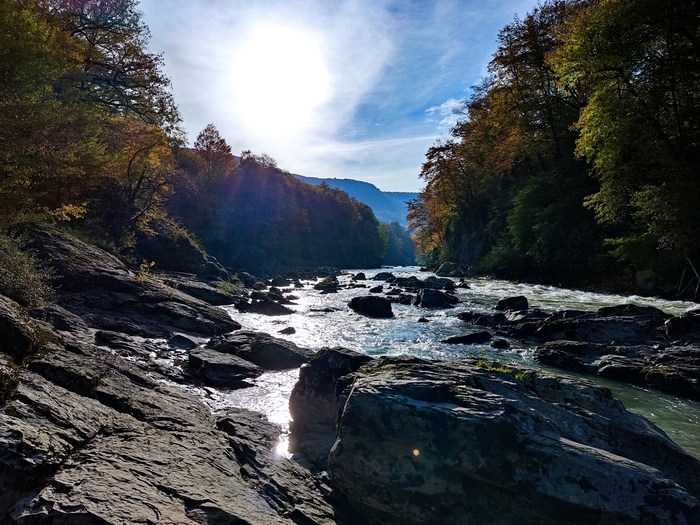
{"left": 294, "top": 175, "right": 418, "bottom": 227}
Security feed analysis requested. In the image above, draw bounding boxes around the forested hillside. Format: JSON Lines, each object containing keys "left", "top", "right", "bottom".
{"left": 294, "top": 175, "right": 418, "bottom": 227}
{"left": 168, "top": 133, "right": 385, "bottom": 272}
{"left": 409, "top": 0, "right": 700, "bottom": 297}
{"left": 0, "top": 0, "right": 388, "bottom": 287}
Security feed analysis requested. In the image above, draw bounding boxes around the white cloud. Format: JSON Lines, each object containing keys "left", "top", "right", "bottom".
{"left": 425, "top": 98, "right": 466, "bottom": 129}
{"left": 139, "top": 0, "right": 541, "bottom": 190}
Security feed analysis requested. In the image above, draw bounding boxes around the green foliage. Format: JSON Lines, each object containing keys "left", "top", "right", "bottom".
{"left": 0, "top": 233, "right": 54, "bottom": 308}
{"left": 381, "top": 221, "right": 416, "bottom": 266}
{"left": 411, "top": 0, "right": 700, "bottom": 292}
{"left": 216, "top": 275, "right": 244, "bottom": 295}
{"left": 554, "top": 0, "right": 700, "bottom": 270}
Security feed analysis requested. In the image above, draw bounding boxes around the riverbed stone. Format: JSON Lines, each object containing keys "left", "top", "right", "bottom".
{"left": 348, "top": 296, "right": 394, "bottom": 318}
{"left": 441, "top": 331, "right": 492, "bottom": 344}
{"left": 189, "top": 347, "right": 263, "bottom": 387}
{"left": 292, "top": 356, "right": 700, "bottom": 525}
{"left": 495, "top": 295, "right": 529, "bottom": 311}
{"left": 535, "top": 340, "right": 700, "bottom": 400}
{"left": 207, "top": 330, "right": 314, "bottom": 369}
{"left": 412, "top": 288, "right": 458, "bottom": 308}
{"left": 289, "top": 348, "right": 372, "bottom": 470}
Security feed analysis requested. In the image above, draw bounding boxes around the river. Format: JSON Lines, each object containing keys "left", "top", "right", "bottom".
{"left": 190, "top": 267, "right": 700, "bottom": 458}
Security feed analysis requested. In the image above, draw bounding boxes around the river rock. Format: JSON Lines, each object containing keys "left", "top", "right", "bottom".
{"left": 423, "top": 276, "right": 455, "bottom": 290}
{"left": 495, "top": 295, "right": 529, "bottom": 311}
{"left": 162, "top": 275, "right": 242, "bottom": 305}
{"left": 197, "top": 259, "right": 229, "bottom": 280}
{"left": 314, "top": 275, "right": 339, "bottom": 293}
{"left": 271, "top": 275, "right": 292, "bottom": 287}
{"left": 189, "top": 347, "right": 263, "bottom": 387}
{"left": 435, "top": 261, "right": 462, "bottom": 277}
{"left": 289, "top": 348, "right": 372, "bottom": 470}
{"left": 0, "top": 353, "right": 18, "bottom": 404}
{"left": 348, "top": 296, "right": 394, "bottom": 318}
{"left": 28, "top": 304, "right": 89, "bottom": 333}
{"left": 352, "top": 273, "right": 366, "bottom": 281}
{"left": 292, "top": 356, "right": 700, "bottom": 525}
{"left": 207, "top": 330, "right": 314, "bottom": 369}
{"left": 457, "top": 310, "right": 507, "bottom": 327}
{"left": 665, "top": 310, "right": 700, "bottom": 340}
{"left": 412, "top": 288, "right": 458, "bottom": 308}
{"left": 441, "top": 331, "right": 492, "bottom": 344}
{"left": 372, "top": 272, "right": 395, "bottom": 282}
{"left": 1, "top": 331, "right": 335, "bottom": 524}
{"left": 369, "top": 285, "right": 383, "bottom": 293}
{"left": 490, "top": 338, "right": 510, "bottom": 349}
{"left": 236, "top": 296, "right": 294, "bottom": 316}
{"left": 0, "top": 294, "right": 59, "bottom": 364}
{"left": 535, "top": 341, "right": 700, "bottom": 400}
{"left": 22, "top": 226, "right": 239, "bottom": 337}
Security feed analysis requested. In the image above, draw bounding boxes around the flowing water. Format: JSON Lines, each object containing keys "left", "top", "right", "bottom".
{"left": 201, "top": 267, "right": 700, "bottom": 458}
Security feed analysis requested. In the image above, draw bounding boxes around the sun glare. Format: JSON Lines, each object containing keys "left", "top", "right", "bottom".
{"left": 231, "top": 25, "right": 331, "bottom": 139}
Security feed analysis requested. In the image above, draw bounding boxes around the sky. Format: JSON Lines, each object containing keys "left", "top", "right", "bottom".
{"left": 139, "top": 0, "right": 540, "bottom": 192}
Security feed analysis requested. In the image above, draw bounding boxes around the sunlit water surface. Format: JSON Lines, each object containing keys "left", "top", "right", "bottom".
{"left": 202, "top": 267, "right": 700, "bottom": 458}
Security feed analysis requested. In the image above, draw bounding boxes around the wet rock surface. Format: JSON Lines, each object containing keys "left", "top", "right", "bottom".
{"left": 23, "top": 226, "right": 239, "bottom": 338}
{"left": 291, "top": 355, "right": 700, "bottom": 525}
{"left": 289, "top": 348, "right": 372, "bottom": 470}
{"left": 458, "top": 297, "right": 700, "bottom": 399}
{"left": 347, "top": 296, "right": 394, "bottom": 318}
{"left": 0, "top": 227, "right": 343, "bottom": 525}
{"left": 535, "top": 340, "right": 700, "bottom": 400}
{"left": 206, "top": 330, "right": 314, "bottom": 370}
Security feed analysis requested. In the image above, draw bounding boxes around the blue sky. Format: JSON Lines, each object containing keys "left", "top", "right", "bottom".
{"left": 139, "top": 0, "right": 539, "bottom": 191}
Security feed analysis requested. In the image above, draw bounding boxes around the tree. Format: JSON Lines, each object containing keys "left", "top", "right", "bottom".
{"left": 554, "top": 0, "right": 700, "bottom": 276}
{"left": 193, "top": 123, "right": 237, "bottom": 183}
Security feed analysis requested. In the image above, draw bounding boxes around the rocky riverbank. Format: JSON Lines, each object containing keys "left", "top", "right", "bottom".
{"left": 1, "top": 227, "right": 699, "bottom": 524}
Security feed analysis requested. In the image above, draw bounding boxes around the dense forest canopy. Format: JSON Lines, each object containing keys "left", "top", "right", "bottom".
{"left": 409, "top": 0, "right": 700, "bottom": 297}
{"left": 0, "top": 0, "right": 407, "bottom": 284}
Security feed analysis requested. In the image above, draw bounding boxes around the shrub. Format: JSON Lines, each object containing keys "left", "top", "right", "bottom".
{"left": 0, "top": 233, "right": 53, "bottom": 307}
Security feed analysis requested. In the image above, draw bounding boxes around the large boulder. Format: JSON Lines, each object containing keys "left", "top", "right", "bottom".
{"left": 291, "top": 356, "right": 700, "bottom": 525}
{"left": 22, "top": 226, "right": 239, "bottom": 337}
{"left": 441, "top": 331, "right": 492, "bottom": 345}
{"left": 495, "top": 295, "right": 529, "bottom": 311}
{"left": 348, "top": 296, "right": 394, "bottom": 318}
{"left": 289, "top": 348, "right": 372, "bottom": 469}
{"left": 0, "top": 294, "right": 59, "bottom": 364}
{"left": 314, "top": 276, "right": 339, "bottom": 293}
{"left": 435, "top": 261, "right": 459, "bottom": 276}
{"left": 188, "top": 347, "right": 263, "bottom": 387}
{"left": 207, "top": 330, "right": 314, "bottom": 370}
{"left": 1, "top": 336, "right": 335, "bottom": 524}
{"left": 535, "top": 341, "right": 700, "bottom": 400}
{"left": 411, "top": 288, "right": 458, "bottom": 308}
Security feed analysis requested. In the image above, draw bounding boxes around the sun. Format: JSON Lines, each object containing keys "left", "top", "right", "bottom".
{"left": 230, "top": 25, "right": 331, "bottom": 139}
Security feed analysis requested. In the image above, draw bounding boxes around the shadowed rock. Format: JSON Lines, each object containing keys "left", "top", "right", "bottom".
{"left": 441, "top": 331, "right": 492, "bottom": 344}
{"left": 348, "top": 296, "right": 394, "bottom": 318}
{"left": 412, "top": 288, "right": 458, "bottom": 308}
{"left": 189, "top": 347, "right": 263, "bottom": 387}
{"left": 495, "top": 295, "right": 529, "bottom": 311}
{"left": 207, "top": 330, "right": 314, "bottom": 370}
{"left": 291, "top": 356, "right": 700, "bottom": 525}
{"left": 289, "top": 348, "right": 372, "bottom": 470}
